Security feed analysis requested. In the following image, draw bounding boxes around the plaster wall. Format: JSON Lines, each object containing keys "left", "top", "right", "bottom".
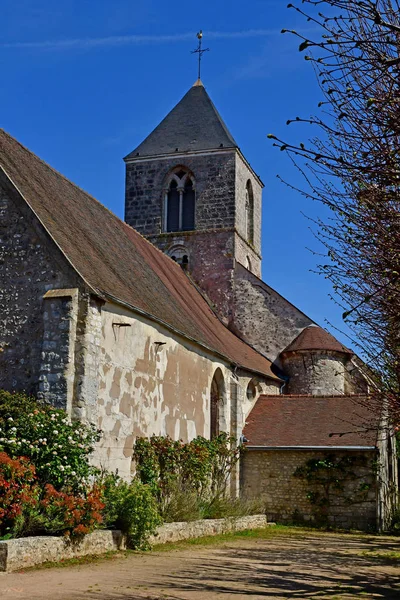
{"left": 94, "top": 301, "right": 272, "bottom": 479}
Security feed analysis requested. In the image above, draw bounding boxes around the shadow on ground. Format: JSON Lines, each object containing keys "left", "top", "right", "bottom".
{"left": 75, "top": 534, "right": 400, "bottom": 599}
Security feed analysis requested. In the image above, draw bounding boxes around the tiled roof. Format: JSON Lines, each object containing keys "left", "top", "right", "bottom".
{"left": 243, "top": 395, "right": 379, "bottom": 447}
{"left": 281, "top": 325, "right": 353, "bottom": 355}
{"left": 125, "top": 80, "right": 238, "bottom": 160}
{"left": 0, "top": 129, "right": 278, "bottom": 380}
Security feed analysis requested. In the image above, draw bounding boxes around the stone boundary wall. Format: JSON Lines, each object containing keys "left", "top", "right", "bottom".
{"left": 149, "top": 514, "right": 267, "bottom": 545}
{"left": 0, "top": 530, "right": 125, "bottom": 573}
{"left": 0, "top": 515, "right": 267, "bottom": 572}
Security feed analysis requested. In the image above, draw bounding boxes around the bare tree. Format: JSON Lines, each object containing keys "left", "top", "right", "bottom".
{"left": 270, "top": 1, "right": 400, "bottom": 417}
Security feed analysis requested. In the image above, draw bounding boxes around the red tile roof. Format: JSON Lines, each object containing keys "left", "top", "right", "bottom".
{"left": 281, "top": 325, "right": 353, "bottom": 355}
{"left": 243, "top": 395, "right": 380, "bottom": 447}
{"left": 0, "top": 129, "right": 278, "bottom": 380}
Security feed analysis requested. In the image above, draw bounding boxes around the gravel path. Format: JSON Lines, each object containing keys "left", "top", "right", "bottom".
{"left": 1, "top": 531, "right": 400, "bottom": 599}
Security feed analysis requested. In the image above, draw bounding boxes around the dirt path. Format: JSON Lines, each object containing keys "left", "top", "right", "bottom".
{"left": 1, "top": 530, "right": 400, "bottom": 599}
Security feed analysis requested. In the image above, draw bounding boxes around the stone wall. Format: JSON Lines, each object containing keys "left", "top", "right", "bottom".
{"left": 241, "top": 449, "right": 377, "bottom": 530}
{"left": 281, "top": 351, "right": 352, "bottom": 395}
{"left": 125, "top": 151, "right": 236, "bottom": 235}
{"left": 149, "top": 514, "right": 267, "bottom": 545}
{"left": 147, "top": 230, "right": 235, "bottom": 324}
{"left": 38, "top": 289, "right": 79, "bottom": 412}
{"left": 232, "top": 262, "right": 313, "bottom": 362}
{"left": 0, "top": 180, "right": 81, "bottom": 399}
{"left": 0, "top": 530, "right": 125, "bottom": 573}
{"left": 234, "top": 152, "right": 262, "bottom": 273}
{"left": 125, "top": 150, "right": 263, "bottom": 322}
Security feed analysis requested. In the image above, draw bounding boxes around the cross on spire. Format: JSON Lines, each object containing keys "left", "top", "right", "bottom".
{"left": 191, "top": 31, "right": 210, "bottom": 80}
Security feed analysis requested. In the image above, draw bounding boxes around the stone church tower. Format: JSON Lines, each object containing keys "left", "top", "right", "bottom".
{"left": 124, "top": 79, "right": 262, "bottom": 325}
{"left": 123, "top": 79, "right": 356, "bottom": 379}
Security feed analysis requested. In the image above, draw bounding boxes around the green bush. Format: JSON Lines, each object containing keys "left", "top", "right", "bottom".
{"left": 133, "top": 433, "right": 242, "bottom": 509}
{"left": 101, "top": 474, "right": 161, "bottom": 549}
{"left": 0, "top": 391, "right": 100, "bottom": 491}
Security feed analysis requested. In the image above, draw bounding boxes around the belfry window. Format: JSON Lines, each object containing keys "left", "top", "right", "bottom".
{"left": 164, "top": 169, "right": 195, "bottom": 232}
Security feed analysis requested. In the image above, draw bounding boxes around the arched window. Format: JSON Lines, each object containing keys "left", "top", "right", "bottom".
{"left": 164, "top": 168, "right": 195, "bottom": 232}
{"left": 245, "top": 180, "right": 254, "bottom": 244}
{"left": 210, "top": 368, "right": 226, "bottom": 439}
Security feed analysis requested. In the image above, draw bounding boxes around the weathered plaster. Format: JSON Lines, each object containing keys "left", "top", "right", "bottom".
{"left": 93, "top": 301, "right": 275, "bottom": 478}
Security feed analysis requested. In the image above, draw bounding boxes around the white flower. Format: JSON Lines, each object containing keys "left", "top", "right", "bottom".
{"left": 70, "top": 440, "right": 76, "bottom": 445}
{"left": 53, "top": 451, "right": 57, "bottom": 455}
{"left": 53, "top": 430, "right": 59, "bottom": 435}
{"left": 29, "top": 445, "right": 34, "bottom": 449}
{"left": 0, "top": 438, "right": 4, "bottom": 443}
{"left": 59, "top": 465, "right": 65, "bottom": 471}
{"left": 7, "top": 417, "right": 13, "bottom": 422}
{"left": 63, "top": 456, "right": 67, "bottom": 460}
{"left": 46, "top": 463, "right": 51, "bottom": 467}
{"left": 71, "top": 471, "right": 76, "bottom": 476}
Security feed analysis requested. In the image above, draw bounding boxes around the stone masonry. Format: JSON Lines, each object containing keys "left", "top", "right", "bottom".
{"left": 241, "top": 449, "right": 377, "bottom": 530}
{"left": 125, "top": 150, "right": 263, "bottom": 323}
{"left": 0, "top": 181, "right": 81, "bottom": 400}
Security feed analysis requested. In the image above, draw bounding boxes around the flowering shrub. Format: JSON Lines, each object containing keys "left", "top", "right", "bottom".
{"left": 0, "top": 450, "right": 104, "bottom": 539}
{"left": 0, "top": 452, "right": 39, "bottom": 538}
{"left": 101, "top": 474, "right": 161, "bottom": 549}
{"left": 40, "top": 484, "right": 104, "bottom": 537}
{"left": 0, "top": 391, "right": 100, "bottom": 491}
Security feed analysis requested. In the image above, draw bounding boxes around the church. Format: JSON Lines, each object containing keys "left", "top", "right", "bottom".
{"left": 0, "top": 78, "right": 396, "bottom": 530}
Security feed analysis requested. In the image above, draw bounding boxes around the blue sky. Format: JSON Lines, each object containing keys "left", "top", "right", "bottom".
{"left": 1, "top": 0, "right": 351, "bottom": 346}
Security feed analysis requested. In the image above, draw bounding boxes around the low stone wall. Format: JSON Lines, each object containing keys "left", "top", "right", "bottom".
{"left": 0, "top": 530, "right": 125, "bottom": 573}
{"left": 0, "top": 515, "right": 267, "bottom": 572}
{"left": 149, "top": 514, "right": 267, "bottom": 545}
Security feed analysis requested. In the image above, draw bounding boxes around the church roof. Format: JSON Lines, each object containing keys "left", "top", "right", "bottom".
{"left": 125, "top": 80, "right": 238, "bottom": 160}
{"left": 243, "top": 395, "right": 380, "bottom": 448}
{"left": 0, "top": 128, "right": 278, "bottom": 381}
{"left": 281, "top": 325, "right": 353, "bottom": 355}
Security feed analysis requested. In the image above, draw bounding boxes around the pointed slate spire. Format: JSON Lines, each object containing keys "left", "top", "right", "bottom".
{"left": 125, "top": 81, "right": 238, "bottom": 160}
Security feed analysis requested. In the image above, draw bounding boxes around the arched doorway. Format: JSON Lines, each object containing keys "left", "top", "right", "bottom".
{"left": 210, "top": 368, "right": 226, "bottom": 439}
